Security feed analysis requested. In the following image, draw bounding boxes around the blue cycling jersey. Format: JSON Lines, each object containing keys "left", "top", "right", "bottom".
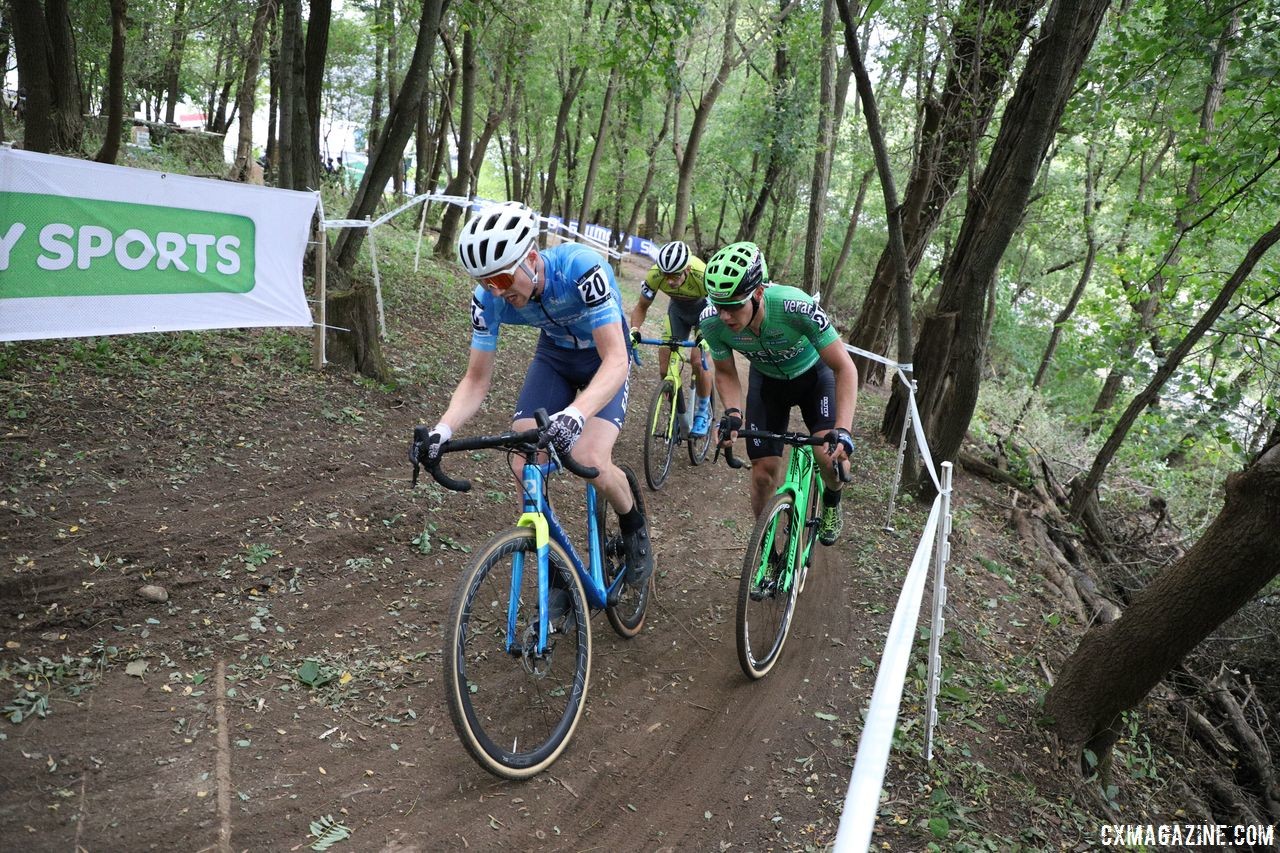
{"left": 469, "top": 243, "right": 624, "bottom": 352}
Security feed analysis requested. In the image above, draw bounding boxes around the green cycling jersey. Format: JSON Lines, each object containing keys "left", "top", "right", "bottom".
{"left": 698, "top": 284, "right": 839, "bottom": 380}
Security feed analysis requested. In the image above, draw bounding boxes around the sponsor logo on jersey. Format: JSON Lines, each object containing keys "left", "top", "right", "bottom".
{"left": 782, "top": 298, "right": 832, "bottom": 331}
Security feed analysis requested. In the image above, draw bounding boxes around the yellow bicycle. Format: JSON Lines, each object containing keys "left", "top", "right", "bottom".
{"left": 635, "top": 335, "right": 718, "bottom": 490}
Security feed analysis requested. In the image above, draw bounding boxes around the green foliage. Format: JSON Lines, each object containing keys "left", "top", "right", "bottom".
{"left": 295, "top": 659, "right": 338, "bottom": 689}
{"left": 2, "top": 644, "right": 120, "bottom": 724}
{"left": 307, "top": 814, "right": 352, "bottom": 851}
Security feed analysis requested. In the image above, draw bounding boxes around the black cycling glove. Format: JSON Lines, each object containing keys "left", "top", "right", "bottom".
{"left": 718, "top": 408, "right": 743, "bottom": 441}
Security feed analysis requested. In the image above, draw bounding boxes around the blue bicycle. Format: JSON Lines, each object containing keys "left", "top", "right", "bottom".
{"left": 420, "top": 410, "right": 651, "bottom": 778}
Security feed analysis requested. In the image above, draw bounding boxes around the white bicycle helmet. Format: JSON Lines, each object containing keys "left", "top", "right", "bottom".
{"left": 656, "top": 240, "right": 690, "bottom": 275}
{"left": 456, "top": 201, "right": 539, "bottom": 277}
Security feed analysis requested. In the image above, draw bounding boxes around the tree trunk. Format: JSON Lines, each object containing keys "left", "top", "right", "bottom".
{"left": 820, "top": 168, "right": 873, "bottom": 302}
{"left": 434, "top": 24, "right": 475, "bottom": 258}
{"left": 368, "top": 0, "right": 385, "bottom": 155}
{"left": 672, "top": 0, "right": 793, "bottom": 240}
{"left": 163, "top": 0, "right": 187, "bottom": 124}
{"left": 424, "top": 36, "right": 458, "bottom": 204}
{"left": 893, "top": 0, "right": 1112, "bottom": 497}
{"left": 538, "top": 66, "right": 587, "bottom": 228}
{"left": 802, "top": 0, "right": 837, "bottom": 295}
{"left": 205, "top": 28, "right": 224, "bottom": 129}
{"left": 230, "top": 0, "right": 278, "bottom": 182}
{"left": 333, "top": 0, "right": 448, "bottom": 270}
{"left": 1013, "top": 138, "right": 1100, "bottom": 430}
{"left": 286, "top": 0, "right": 317, "bottom": 190}
{"left": 739, "top": 0, "right": 790, "bottom": 244}
{"left": 9, "top": 0, "right": 54, "bottom": 152}
{"left": 329, "top": 0, "right": 449, "bottom": 381}
{"left": 576, "top": 65, "right": 619, "bottom": 235}
{"left": 846, "top": 0, "right": 1044, "bottom": 386}
{"left": 836, "top": 0, "right": 917, "bottom": 448}
{"left": 265, "top": 18, "right": 279, "bottom": 175}
{"left": 1071, "top": 214, "right": 1280, "bottom": 517}
{"left": 415, "top": 86, "right": 433, "bottom": 195}
{"left": 622, "top": 83, "right": 676, "bottom": 242}
{"left": 387, "top": 0, "right": 402, "bottom": 195}
{"left": 304, "top": 0, "right": 331, "bottom": 177}
{"left": 1046, "top": 442, "right": 1280, "bottom": 761}
{"left": 278, "top": 0, "right": 299, "bottom": 188}
{"left": 45, "top": 0, "right": 81, "bottom": 151}
{"left": 94, "top": 0, "right": 128, "bottom": 164}
{"left": 325, "top": 268, "right": 392, "bottom": 380}
{"left": 211, "top": 15, "right": 239, "bottom": 134}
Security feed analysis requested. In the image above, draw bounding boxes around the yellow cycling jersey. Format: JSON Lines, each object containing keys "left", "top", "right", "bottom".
{"left": 641, "top": 256, "right": 708, "bottom": 304}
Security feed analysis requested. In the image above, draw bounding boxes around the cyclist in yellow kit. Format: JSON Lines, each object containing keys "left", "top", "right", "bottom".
{"left": 628, "top": 241, "right": 715, "bottom": 437}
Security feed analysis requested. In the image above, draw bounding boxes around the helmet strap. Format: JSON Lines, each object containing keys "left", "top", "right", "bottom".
{"left": 747, "top": 288, "right": 761, "bottom": 328}
{"left": 527, "top": 253, "right": 543, "bottom": 301}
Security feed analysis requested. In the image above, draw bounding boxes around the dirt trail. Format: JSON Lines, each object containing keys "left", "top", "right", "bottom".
{"left": 0, "top": 254, "right": 929, "bottom": 850}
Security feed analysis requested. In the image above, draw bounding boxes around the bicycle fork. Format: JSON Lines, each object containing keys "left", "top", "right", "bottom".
{"left": 509, "top": 462, "right": 555, "bottom": 660}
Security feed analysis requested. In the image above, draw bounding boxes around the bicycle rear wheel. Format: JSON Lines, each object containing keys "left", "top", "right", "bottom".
{"left": 736, "top": 493, "right": 802, "bottom": 679}
{"left": 443, "top": 528, "right": 591, "bottom": 779}
{"left": 599, "top": 464, "right": 652, "bottom": 638}
{"left": 687, "top": 381, "right": 718, "bottom": 466}
{"left": 643, "top": 380, "right": 677, "bottom": 490}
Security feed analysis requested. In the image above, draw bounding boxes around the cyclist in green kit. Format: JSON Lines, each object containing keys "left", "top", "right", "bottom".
{"left": 700, "top": 241, "right": 859, "bottom": 544}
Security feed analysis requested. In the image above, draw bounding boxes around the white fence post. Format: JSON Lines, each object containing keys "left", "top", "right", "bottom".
{"left": 313, "top": 222, "right": 327, "bottom": 370}
{"left": 366, "top": 215, "right": 387, "bottom": 341}
{"left": 414, "top": 198, "right": 429, "bottom": 272}
{"left": 924, "top": 461, "right": 954, "bottom": 762}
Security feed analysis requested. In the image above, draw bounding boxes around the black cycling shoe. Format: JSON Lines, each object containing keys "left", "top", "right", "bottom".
{"left": 622, "top": 523, "right": 654, "bottom": 587}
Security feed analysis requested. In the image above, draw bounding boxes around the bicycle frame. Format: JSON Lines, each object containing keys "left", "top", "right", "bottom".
{"left": 639, "top": 337, "right": 709, "bottom": 441}
{"left": 754, "top": 445, "right": 820, "bottom": 593}
{"left": 510, "top": 458, "right": 627, "bottom": 655}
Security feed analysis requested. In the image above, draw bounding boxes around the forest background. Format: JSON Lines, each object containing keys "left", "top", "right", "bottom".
{"left": 2, "top": 0, "right": 1280, "bottom": 847}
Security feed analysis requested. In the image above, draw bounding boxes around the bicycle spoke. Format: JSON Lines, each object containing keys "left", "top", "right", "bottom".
{"left": 643, "top": 381, "right": 677, "bottom": 490}
{"left": 445, "top": 530, "right": 590, "bottom": 779}
{"left": 736, "top": 494, "right": 801, "bottom": 679}
{"left": 602, "top": 465, "right": 651, "bottom": 637}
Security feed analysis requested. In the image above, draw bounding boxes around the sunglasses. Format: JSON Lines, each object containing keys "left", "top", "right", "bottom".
{"left": 711, "top": 298, "right": 748, "bottom": 311}
{"left": 479, "top": 253, "right": 533, "bottom": 292}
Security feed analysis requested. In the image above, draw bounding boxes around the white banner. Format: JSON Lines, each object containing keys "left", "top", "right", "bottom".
{"left": 0, "top": 148, "right": 317, "bottom": 342}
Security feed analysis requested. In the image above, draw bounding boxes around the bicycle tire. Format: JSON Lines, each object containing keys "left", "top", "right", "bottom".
{"left": 687, "top": 381, "right": 718, "bottom": 466}
{"left": 643, "top": 380, "right": 677, "bottom": 490}
{"left": 600, "top": 464, "right": 652, "bottom": 637}
{"left": 736, "top": 492, "right": 802, "bottom": 679}
{"left": 443, "top": 528, "right": 591, "bottom": 779}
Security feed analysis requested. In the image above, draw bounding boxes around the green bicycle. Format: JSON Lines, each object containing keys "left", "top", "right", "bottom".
{"left": 718, "top": 430, "right": 849, "bottom": 679}
{"left": 636, "top": 335, "right": 719, "bottom": 490}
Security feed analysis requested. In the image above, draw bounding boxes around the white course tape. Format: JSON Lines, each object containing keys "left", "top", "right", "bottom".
{"left": 834, "top": 495, "right": 943, "bottom": 852}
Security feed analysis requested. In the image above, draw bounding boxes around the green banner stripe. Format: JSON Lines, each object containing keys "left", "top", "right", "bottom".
{"left": 0, "top": 191, "right": 256, "bottom": 299}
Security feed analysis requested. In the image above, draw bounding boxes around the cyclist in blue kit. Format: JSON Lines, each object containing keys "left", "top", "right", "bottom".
{"left": 410, "top": 201, "right": 653, "bottom": 586}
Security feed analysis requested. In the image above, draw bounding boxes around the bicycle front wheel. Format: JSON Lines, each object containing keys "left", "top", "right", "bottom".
{"left": 643, "top": 380, "right": 677, "bottom": 490}
{"left": 687, "top": 381, "right": 718, "bottom": 466}
{"left": 736, "top": 493, "right": 802, "bottom": 679}
{"left": 599, "top": 464, "right": 651, "bottom": 638}
{"left": 443, "top": 528, "right": 591, "bottom": 779}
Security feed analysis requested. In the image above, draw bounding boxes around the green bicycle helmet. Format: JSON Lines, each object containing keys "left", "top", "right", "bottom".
{"left": 705, "top": 241, "right": 766, "bottom": 305}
